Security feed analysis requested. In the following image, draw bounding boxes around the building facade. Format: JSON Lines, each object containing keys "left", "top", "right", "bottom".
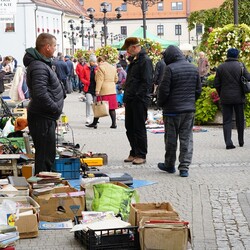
{"left": 0, "top": 0, "right": 86, "bottom": 64}
{"left": 0, "top": 0, "right": 226, "bottom": 64}
{"left": 83, "top": 0, "right": 226, "bottom": 48}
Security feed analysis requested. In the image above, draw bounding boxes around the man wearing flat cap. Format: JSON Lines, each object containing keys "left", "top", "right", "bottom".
{"left": 122, "top": 37, "right": 154, "bottom": 165}
{"left": 215, "top": 48, "right": 250, "bottom": 149}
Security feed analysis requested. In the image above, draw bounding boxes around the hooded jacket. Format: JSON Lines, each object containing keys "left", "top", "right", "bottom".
{"left": 23, "top": 48, "right": 64, "bottom": 120}
{"left": 157, "top": 45, "right": 201, "bottom": 114}
{"left": 123, "top": 48, "right": 153, "bottom": 104}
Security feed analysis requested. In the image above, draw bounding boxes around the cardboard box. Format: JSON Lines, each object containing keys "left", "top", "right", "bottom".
{"left": 15, "top": 208, "right": 38, "bottom": 238}
{"left": 34, "top": 186, "right": 85, "bottom": 222}
{"left": 139, "top": 218, "right": 190, "bottom": 250}
{"left": 129, "top": 202, "right": 179, "bottom": 226}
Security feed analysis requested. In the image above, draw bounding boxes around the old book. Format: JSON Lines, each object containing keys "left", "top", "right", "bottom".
{"left": 32, "top": 183, "right": 55, "bottom": 189}
{"left": 37, "top": 178, "right": 62, "bottom": 184}
{"left": 0, "top": 179, "right": 9, "bottom": 185}
{"left": 7, "top": 176, "right": 29, "bottom": 190}
{"left": 0, "top": 235, "right": 19, "bottom": 248}
{"left": 32, "top": 186, "right": 54, "bottom": 196}
{"left": 0, "top": 184, "right": 18, "bottom": 197}
{"left": 37, "top": 172, "right": 61, "bottom": 178}
{"left": 0, "top": 225, "right": 16, "bottom": 234}
{"left": 27, "top": 176, "right": 43, "bottom": 183}
{"left": 0, "top": 231, "right": 19, "bottom": 242}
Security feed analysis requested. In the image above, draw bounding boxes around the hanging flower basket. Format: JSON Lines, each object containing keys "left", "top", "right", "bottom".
{"left": 95, "top": 46, "right": 119, "bottom": 65}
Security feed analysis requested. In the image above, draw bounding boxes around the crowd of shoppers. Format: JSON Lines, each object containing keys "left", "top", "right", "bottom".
{"left": 15, "top": 32, "right": 250, "bottom": 177}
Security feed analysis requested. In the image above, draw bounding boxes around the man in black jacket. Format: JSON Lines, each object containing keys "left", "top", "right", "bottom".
{"left": 214, "top": 48, "right": 250, "bottom": 149}
{"left": 23, "top": 33, "right": 65, "bottom": 174}
{"left": 157, "top": 45, "right": 201, "bottom": 177}
{"left": 122, "top": 37, "right": 153, "bottom": 165}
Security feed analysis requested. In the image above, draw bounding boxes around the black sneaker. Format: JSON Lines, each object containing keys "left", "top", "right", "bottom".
{"left": 157, "top": 163, "right": 176, "bottom": 173}
{"left": 179, "top": 170, "right": 189, "bottom": 177}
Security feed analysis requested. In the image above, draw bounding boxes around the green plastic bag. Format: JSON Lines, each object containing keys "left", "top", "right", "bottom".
{"left": 92, "top": 183, "right": 139, "bottom": 221}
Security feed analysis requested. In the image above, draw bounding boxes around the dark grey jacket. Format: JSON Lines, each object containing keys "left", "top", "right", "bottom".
{"left": 23, "top": 48, "right": 64, "bottom": 120}
{"left": 157, "top": 45, "right": 201, "bottom": 114}
{"left": 123, "top": 48, "right": 153, "bottom": 105}
{"left": 214, "top": 58, "right": 249, "bottom": 104}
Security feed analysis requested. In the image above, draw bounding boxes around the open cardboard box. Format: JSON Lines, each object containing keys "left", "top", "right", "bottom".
{"left": 139, "top": 217, "right": 191, "bottom": 250}
{"left": 15, "top": 208, "right": 39, "bottom": 239}
{"left": 33, "top": 186, "right": 85, "bottom": 222}
{"left": 129, "top": 202, "right": 180, "bottom": 226}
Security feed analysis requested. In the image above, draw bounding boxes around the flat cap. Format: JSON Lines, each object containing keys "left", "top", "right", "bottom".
{"left": 121, "top": 37, "right": 140, "bottom": 50}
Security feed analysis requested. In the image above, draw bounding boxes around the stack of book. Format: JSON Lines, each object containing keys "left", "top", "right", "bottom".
{"left": 27, "top": 172, "right": 63, "bottom": 196}
{"left": 7, "top": 176, "right": 30, "bottom": 196}
{"left": 0, "top": 225, "right": 19, "bottom": 248}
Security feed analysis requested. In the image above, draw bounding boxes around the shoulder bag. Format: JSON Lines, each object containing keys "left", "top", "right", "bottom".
{"left": 91, "top": 97, "right": 109, "bottom": 118}
{"left": 240, "top": 63, "right": 250, "bottom": 94}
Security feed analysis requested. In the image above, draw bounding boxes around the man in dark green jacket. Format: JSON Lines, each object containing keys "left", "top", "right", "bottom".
{"left": 23, "top": 33, "right": 65, "bottom": 174}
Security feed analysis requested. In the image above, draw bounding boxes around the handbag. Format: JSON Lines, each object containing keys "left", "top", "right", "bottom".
{"left": 91, "top": 97, "right": 109, "bottom": 118}
{"left": 240, "top": 63, "right": 250, "bottom": 94}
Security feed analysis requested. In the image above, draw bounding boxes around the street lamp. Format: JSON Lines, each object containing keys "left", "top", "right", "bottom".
{"left": 79, "top": 15, "right": 85, "bottom": 50}
{"left": 87, "top": 7, "right": 96, "bottom": 50}
{"left": 123, "top": 0, "right": 163, "bottom": 39}
{"left": 88, "top": 3, "right": 122, "bottom": 47}
{"left": 63, "top": 19, "right": 78, "bottom": 54}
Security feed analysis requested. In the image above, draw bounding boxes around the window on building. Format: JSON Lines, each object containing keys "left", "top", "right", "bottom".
{"left": 5, "top": 23, "right": 15, "bottom": 32}
{"left": 171, "top": 2, "right": 183, "bottom": 10}
{"left": 121, "top": 26, "right": 127, "bottom": 36}
{"left": 196, "top": 24, "right": 203, "bottom": 35}
{"left": 121, "top": 3, "right": 127, "bottom": 11}
{"left": 158, "top": 2, "right": 163, "bottom": 11}
{"left": 175, "top": 24, "right": 181, "bottom": 35}
{"left": 157, "top": 25, "right": 164, "bottom": 36}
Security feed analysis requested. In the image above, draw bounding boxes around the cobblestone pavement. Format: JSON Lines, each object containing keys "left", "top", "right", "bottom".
{"left": 16, "top": 92, "right": 250, "bottom": 250}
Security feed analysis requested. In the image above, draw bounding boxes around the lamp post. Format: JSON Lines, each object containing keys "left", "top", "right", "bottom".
{"left": 63, "top": 19, "right": 82, "bottom": 55}
{"left": 88, "top": 3, "right": 122, "bottom": 47}
{"left": 64, "top": 19, "right": 77, "bottom": 54}
{"left": 79, "top": 15, "right": 85, "bottom": 50}
{"left": 234, "top": 0, "right": 238, "bottom": 25}
{"left": 123, "top": 0, "right": 163, "bottom": 39}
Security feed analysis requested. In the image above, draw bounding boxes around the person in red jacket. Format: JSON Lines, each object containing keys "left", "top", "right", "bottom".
{"left": 75, "top": 57, "right": 85, "bottom": 93}
{"left": 80, "top": 54, "right": 98, "bottom": 124}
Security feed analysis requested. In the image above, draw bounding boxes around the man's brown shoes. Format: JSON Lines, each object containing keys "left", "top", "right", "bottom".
{"left": 132, "top": 158, "right": 146, "bottom": 165}
{"left": 124, "top": 156, "right": 146, "bottom": 165}
{"left": 124, "top": 155, "right": 135, "bottom": 162}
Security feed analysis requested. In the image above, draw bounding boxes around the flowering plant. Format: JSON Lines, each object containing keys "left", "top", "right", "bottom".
{"left": 195, "top": 86, "right": 219, "bottom": 124}
{"left": 74, "top": 50, "right": 93, "bottom": 61}
{"left": 207, "top": 24, "right": 250, "bottom": 68}
{"left": 95, "top": 46, "right": 119, "bottom": 65}
{"left": 139, "top": 38, "right": 163, "bottom": 66}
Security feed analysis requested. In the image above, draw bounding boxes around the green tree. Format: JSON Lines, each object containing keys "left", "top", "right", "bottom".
{"left": 188, "top": 0, "right": 250, "bottom": 52}
{"left": 206, "top": 24, "right": 250, "bottom": 68}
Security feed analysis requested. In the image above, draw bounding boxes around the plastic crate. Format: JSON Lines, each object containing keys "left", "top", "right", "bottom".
{"left": 74, "top": 217, "right": 140, "bottom": 250}
{"left": 52, "top": 158, "right": 80, "bottom": 179}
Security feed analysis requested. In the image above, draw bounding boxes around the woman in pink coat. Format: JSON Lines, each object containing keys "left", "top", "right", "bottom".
{"left": 86, "top": 56, "right": 118, "bottom": 129}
